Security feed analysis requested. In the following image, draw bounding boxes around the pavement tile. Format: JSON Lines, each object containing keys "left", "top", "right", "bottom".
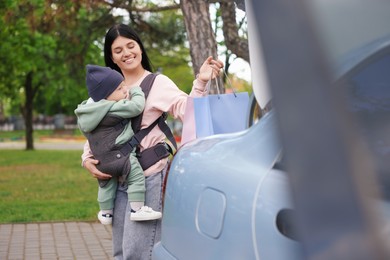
{"left": 0, "top": 222, "right": 112, "bottom": 259}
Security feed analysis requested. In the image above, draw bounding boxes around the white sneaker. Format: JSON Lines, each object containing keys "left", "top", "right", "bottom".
{"left": 98, "top": 211, "right": 113, "bottom": 225}
{"left": 130, "top": 206, "right": 162, "bottom": 221}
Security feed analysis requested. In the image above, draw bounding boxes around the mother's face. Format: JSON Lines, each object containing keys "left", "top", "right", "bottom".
{"left": 111, "top": 36, "right": 143, "bottom": 72}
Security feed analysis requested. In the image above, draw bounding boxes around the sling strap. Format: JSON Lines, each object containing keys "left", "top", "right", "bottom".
{"left": 117, "top": 73, "right": 177, "bottom": 158}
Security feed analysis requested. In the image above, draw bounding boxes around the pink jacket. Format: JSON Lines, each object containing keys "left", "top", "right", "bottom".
{"left": 82, "top": 70, "right": 208, "bottom": 176}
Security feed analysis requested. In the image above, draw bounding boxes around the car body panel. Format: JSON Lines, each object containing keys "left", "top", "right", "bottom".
{"left": 154, "top": 112, "right": 304, "bottom": 260}
{"left": 254, "top": 168, "right": 302, "bottom": 259}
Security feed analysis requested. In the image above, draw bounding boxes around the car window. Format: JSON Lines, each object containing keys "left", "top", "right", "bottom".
{"left": 344, "top": 50, "right": 390, "bottom": 197}
{"left": 308, "top": 0, "right": 390, "bottom": 65}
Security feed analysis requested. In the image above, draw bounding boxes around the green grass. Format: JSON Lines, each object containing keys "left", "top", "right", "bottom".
{"left": 0, "top": 150, "right": 99, "bottom": 223}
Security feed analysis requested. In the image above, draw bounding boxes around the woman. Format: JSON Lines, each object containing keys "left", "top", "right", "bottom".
{"left": 82, "top": 23, "right": 223, "bottom": 259}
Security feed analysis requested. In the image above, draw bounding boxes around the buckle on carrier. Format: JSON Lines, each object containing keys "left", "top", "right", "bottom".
{"left": 119, "top": 135, "right": 140, "bottom": 156}
{"left": 164, "top": 142, "right": 174, "bottom": 155}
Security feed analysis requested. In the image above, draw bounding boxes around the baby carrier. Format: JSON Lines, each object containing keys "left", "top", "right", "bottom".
{"left": 119, "top": 73, "right": 177, "bottom": 170}
{"left": 87, "top": 73, "right": 177, "bottom": 188}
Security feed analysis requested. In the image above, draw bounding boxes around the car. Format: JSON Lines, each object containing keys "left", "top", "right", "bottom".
{"left": 153, "top": 0, "right": 390, "bottom": 259}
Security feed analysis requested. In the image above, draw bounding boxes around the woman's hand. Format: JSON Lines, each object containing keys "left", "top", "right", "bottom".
{"left": 198, "top": 56, "right": 224, "bottom": 82}
{"left": 84, "top": 158, "right": 112, "bottom": 180}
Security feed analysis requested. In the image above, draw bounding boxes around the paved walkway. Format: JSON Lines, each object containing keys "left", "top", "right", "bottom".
{"left": 0, "top": 222, "right": 113, "bottom": 260}
{"left": 0, "top": 141, "right": 85, "bottom": 150}
{"left": 0, "top": 140, "right": 111, "bottom": 259}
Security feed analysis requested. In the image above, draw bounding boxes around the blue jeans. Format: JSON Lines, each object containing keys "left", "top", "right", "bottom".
{"left": 112, "top": 165, "right": 166, "bottom": 260}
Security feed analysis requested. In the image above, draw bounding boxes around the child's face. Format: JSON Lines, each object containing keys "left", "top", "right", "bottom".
{"left": 106, "top": 82, "right": 128, "bottom": 101}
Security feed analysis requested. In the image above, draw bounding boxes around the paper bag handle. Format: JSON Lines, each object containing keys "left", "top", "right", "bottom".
{"left": 206, "top": 70, "right": 238, "bottom": 98}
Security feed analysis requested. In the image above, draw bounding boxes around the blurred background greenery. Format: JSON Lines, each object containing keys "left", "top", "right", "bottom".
{"left": 0, "top": 0, "right": 251, "bottom": 151}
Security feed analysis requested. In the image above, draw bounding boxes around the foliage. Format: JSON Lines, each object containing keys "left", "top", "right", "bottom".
{"left": 0, "top": 150, "right": 98, "bottom": 223}
{"left": 149, "top": 47, "right": 194, "bottom": 94}
{"left": 0, "top": 0, "right": 196, "bottom": 117}
{"left": 226, "top": 74, "right": 252, "bottom": 93}
{"left": 0, "top": 0, "right": 250, "bottom": 118}
{"left": 0, "top": 0, "right": 116, "bottom": 116}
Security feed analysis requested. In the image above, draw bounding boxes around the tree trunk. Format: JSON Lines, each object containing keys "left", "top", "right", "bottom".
{"left": 24, "top": 71, "right": 34, "bottom": 150}
{"left": 220, "top": 1, "right": 249, "bottom": 62}
{"left": 180, "top": 0, "right": 223, "bottom": 93}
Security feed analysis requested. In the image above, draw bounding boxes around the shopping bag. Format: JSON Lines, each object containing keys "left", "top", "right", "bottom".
{"left": 181, "top": 97, "right": 197, "bottom": 145}
{"left": 181, "top": 73, "right": 250, "bottom": 145}
{"left": 193, "top": 92, "right": 249, "bottom": 137}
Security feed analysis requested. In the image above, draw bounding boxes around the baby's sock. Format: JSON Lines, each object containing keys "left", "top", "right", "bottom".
{"left": 130, "top": 201, "right": 144, "bottom": 212}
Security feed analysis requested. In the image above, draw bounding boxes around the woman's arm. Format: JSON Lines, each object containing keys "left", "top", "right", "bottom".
{"left": 145, "top": 56, "right": 224, "bottom": 122}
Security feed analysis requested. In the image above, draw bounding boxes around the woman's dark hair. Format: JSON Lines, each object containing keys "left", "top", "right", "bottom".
{"left": 104, "top": 24, "right": 153, "bottom": 74}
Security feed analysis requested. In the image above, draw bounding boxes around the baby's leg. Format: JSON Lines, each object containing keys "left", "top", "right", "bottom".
{"left": 127, "top": 155, "right": 146, "bottom": 209}
{"left": 127, "top": 155, "right": 161, "bottom": 221}
{"left": 97, "top": 178, "right": 117, "bottom": 224}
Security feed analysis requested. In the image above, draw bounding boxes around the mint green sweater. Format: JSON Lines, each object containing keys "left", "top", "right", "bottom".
{"left": 75, "top": 86, "right": 145, "bottom": 145}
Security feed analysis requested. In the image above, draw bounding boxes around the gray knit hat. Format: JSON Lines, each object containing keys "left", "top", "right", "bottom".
{"left": 86, "top": 64, "right": 124, "bottom": 102}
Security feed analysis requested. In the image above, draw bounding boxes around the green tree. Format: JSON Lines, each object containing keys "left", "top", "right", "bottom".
{"left": 0, "top": 0, "right": 116, "bottom": 150}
